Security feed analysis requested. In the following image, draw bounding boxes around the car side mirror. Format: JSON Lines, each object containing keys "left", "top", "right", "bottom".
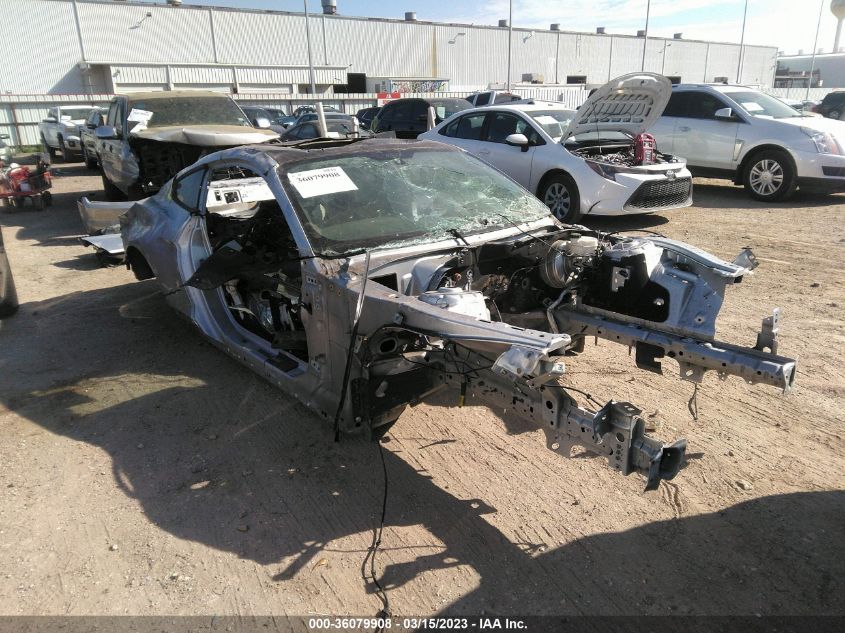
{"left": 95, "top": 125, "right": 118, "bottom": 139}
{"left": 714, "top": 107, "right": 736, "bottom": 121}
{"left": 86, "top": 123, "right": 97, "bottom": 129}
{"left": 254, "top": 117, "right": 272, "bottom": 129}
{"left": 43, "top": 116, "right": 57, "bottom": 123}
{"left": 505, "top": 133, "right": 530, "bottom": 151}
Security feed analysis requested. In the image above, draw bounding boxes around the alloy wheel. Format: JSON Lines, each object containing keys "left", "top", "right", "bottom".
{"left": 748, "top": 159, "right": 784, "bottom": 197}
{"left": 544, "top": 182, "right": 571, "bottom": 219}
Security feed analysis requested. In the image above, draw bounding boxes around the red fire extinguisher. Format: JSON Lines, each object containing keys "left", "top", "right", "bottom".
{"left": 634, "top": 133, "right": 656, "bottom": 165}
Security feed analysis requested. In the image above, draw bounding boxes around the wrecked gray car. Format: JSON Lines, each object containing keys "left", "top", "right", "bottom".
{"left": 96, "top": 91, "right": 278, "bottom": 200}
{"left": 81, "top": 138, "right": 796, "bottom": 490}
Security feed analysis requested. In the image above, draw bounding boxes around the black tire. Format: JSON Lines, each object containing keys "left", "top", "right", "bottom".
{"left": 58, "top": 136, "right": 70, "bottom": 162}
{"left": 742, "top": 149, "right": 797, "bottom": 202}
{"left": 59, "top": 136, "right": 79, "bottom": 163}
{"left": 42, "top": 191, "right": 52, "bottom": 207}
{"left": 82, "top": 145, "right": 98, "bottom": 169}
{"left": 539, "top": 172, "right": 581, "bottom": 223}
{"left": 829, "top": 110, "right": 841, "bottom": 120}
{"left": 41, "top": 135, "right": 57, "bottom": 161}
{"left": 33, "top": 194, "right": 44, "bottom": 211}
{"left": 101, "top": 173, "right": 124, "bottom": 201}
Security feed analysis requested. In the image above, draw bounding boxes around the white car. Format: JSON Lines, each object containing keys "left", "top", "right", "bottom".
{"left": 420, "top": 73, "right": 692, "bottom": 222}
{"left": 649, "top": 83, "right": 845, "bottom": 201}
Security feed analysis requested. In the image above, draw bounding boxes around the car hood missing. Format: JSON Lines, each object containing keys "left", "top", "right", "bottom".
{"left": 564, "top": 72, "right": 672, "bottom": 139}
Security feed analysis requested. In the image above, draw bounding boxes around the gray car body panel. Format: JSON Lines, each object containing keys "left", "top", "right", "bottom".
{"left": 97, "top": 139, "right": 796, "bottom": 490}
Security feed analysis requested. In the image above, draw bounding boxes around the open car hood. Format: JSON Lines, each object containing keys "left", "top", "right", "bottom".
{"left": 564, "top": 72, "right": 672, "bottom": 138}
{"left": 131, "top": 125, "right": 278, "bottom": 146}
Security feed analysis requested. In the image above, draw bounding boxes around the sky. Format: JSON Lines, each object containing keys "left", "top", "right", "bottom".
{"left": 184, "top": 0, "right": 844, "bottom": 56}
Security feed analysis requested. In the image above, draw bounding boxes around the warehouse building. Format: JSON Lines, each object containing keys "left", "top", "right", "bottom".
{"left": 775, "top": 53, "right": 845, "bottom": 89}
{"left": 0, "top": 0, "right": 778, "bottom": 96}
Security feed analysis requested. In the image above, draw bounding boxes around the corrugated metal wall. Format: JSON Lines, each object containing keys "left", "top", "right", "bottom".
{"left": 0, "top": 0, "right": 87, "bottom": 94}
{"left": 325, "top": 18, "right": 432, "bottom": 77}
{"left": 1, "top": 0, "right": 778, "bottom": 96}
{"left": 78, "top": 2, "right": 214, "bottom": 64}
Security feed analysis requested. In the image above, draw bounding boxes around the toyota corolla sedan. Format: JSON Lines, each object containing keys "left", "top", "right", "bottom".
{"left": 77, "top": 137, "right": 795, "bottom": 491}
{"left": 420, "top": 73, "right": 692, "bottom": 223}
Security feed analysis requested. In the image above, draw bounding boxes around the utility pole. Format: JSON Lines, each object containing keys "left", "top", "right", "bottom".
{"left": 736, "top": 0, "right": 749, "bottom": 83}
{"left": 641, "top": 0, "right": 651, "bottom": 71}
{"left": 303, "top": 0, "right": 317, "bottom": 95}
{"left": 506, "top": 0, "right": 513, "bottom": 90}
{"left": 808, "top": 0, "right": 824, "bottom": 100}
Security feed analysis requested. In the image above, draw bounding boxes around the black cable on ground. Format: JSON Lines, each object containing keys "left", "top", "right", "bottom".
{"left": 361, "top": 436, "right": 391, "bottom": 630}
{"left": 688, "top": 382, "right": 700, "bottom": 421}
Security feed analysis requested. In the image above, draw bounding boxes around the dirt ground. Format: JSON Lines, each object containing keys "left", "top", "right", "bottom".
{"left": 0, "top": 158, "right": 843, "bottom": 619}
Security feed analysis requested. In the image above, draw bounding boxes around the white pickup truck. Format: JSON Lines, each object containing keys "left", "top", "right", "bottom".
{"left": 39, "top": 105, "right": 98, "bottom": 162}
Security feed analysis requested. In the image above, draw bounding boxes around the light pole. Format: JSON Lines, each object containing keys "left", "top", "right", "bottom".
{"left": 736, "top": 0, "right": 749, "bottom": 83}
{"left": 641, "top": 0, "right": 651, "bottom": 71}
{"left": 808, "top": 0, "right": 824, "bottom": 100}
{"left": 303, "top": 0, "right": 317, "bottom": 96}
{"left": 506, "top": 0, "right": 513, "bottom": 90}
{"left": 660, "top": 42, "right": 673, "bottom": 75}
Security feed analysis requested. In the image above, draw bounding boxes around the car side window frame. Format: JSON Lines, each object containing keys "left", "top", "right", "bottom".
{"left": 106, "top": 101, "right": 119, "bottom": 129}
{"left": 172, "top": 167, "right": 208, "bottom": 214}
{"left": 482, "top": 111, "right": 544, "bottom": 146}
{"left": 679, "top": 91, "right": 731, "bottom": 120}
{"left": 452, "top": 112, "right": 489, "bottom": 141}
{"left": 412, "top": 100, "right": 430, "bottom": 122}
{"left": 114, "top": 99, "right": 126, "bottom": 137}
{"left": 380, "top": 102, "right": 400, "bottom": 121}
{"left": 662, "top": 92, "right": 689, "bottom": 117}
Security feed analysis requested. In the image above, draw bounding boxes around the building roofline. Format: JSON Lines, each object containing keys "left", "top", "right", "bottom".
{"left": 56, "top": 0, "right": 776, "bottom": 51}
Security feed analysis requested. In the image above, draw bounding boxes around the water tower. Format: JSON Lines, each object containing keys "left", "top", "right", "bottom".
{"left": 833, "top": 0, "right": 845, "bottom": 53}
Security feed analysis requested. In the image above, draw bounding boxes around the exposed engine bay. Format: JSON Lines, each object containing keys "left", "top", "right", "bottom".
{"left": 132, "top": 139, "right": 205, "bottom": 194}
{"left": 184, "top": 201, "right": 795, "bottom": 490}
{"left": 568, "top": 144, "right": 680, "bottom": 167}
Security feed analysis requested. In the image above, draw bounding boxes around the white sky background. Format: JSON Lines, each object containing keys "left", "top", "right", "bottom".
{"left": 439, "top": 0, "right": 844, "bottom": 55}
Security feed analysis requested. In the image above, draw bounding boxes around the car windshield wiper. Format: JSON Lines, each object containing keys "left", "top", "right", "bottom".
{"left": 447, "top": 227, "right": 471, "bottom": 246}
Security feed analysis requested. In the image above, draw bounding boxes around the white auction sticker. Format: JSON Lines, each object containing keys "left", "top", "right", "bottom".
{"left": 127, "top": 108, "right": 154, "bottom": 123}
{"left": 288, "top": 166, "right": 358, "bottom": 198}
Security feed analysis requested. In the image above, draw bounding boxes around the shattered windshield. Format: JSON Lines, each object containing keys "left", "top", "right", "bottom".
{"left": 280, "top": 146, "right": 550, "bottom": 255}
{"left": 127, "top": 97, "right": 250, "bottom": 128}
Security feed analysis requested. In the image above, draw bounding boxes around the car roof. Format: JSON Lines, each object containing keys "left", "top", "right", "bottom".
{"left": 672, "top": 83, "right": 760, "bottom": 93}
{"left": 454, "top": 102, "right": 576, "bottom": 114}
{"left": 213, "top": 138, "right": 462, "bottom": 169}
{"left": 120, "top": 90, "right": 232, "bottom": 101}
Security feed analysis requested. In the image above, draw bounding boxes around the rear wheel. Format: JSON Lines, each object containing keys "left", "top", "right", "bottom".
{"left": 539, "top": 173, "right": 581, "bottom": 223}
{"left": 830, "top": 109, "right": 841, "bottom": 120}
{"left": 58, "top": 136, "right": 70, "bottom": 162}
{"left": 42, "top": 191, "right": 53, "bottom": 207}
{"left": 41, "top": 135, "right": 57, "bottom": 161}
{"left": 101, "top": 173, "right": 124, "bottom": 201}
{"left": 82, "top": 145, "right": 97, "bottom": 169}
{"left": 743, "top": 150, "right": 797, "bottom": 202}
{"left": 33, "top": 194, "right": 44, "bottom": 211}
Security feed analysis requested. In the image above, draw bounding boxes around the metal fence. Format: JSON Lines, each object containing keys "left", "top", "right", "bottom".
{"left": 765, "top": 87, "right": 836, "bottom": 101}
{"left": 0, "top": 87, "right": 590, "bottom": 149}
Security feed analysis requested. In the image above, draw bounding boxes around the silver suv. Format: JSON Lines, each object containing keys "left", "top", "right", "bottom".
{"left": 650, "top": 83, "right": 845, "bottom": 201}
